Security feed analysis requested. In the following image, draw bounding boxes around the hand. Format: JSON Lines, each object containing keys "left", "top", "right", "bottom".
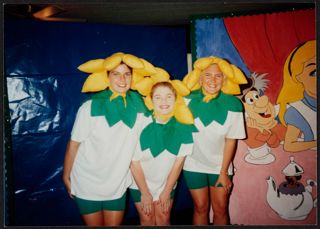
{"left": 63, "top": 176, "right": 74, "bottom": 199}
{"left": 215, "top": 173, "right": 232, "bottom": 194}
{"left": 157, "top": 190, "right": 171, "bottom": 214}
{"left": 140, "top": 192, "right": 153, "bottom": 215}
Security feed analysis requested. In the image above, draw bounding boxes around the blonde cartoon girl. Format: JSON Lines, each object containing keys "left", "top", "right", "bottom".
{"left": 276, "top": 40, "right": 316, "bottom": 152}
{"left": 129, "top": 68, "right": 197, "bottom": 225}
{"left": 182, "top": 56, "right": 247, "bottom": 225}
{"left": 63, "top": 52, "right": 156, "bottom": 226}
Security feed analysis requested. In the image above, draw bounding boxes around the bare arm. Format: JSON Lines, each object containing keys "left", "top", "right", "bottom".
{"left": 62, "top": 140, "right": 80, "bottom": 198}
{"left": 216, "top": 138, "right": 237, "bottom": 192}
{"left": 284, "top": 124, "right": 317, "bottom": 152}
{"left": 130, "top": 160, "right": 153, "bottom": 215}
{"left": 159, "top": 156, "right": 186, "bottom": 213}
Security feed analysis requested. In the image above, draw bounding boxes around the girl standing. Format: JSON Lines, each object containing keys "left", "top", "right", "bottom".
{"left": 182, "top": 56, "right": 247, "bottom": 225}
{"left": 129, "top": 68, "right": 197, "bottom": 225}
{"left": 63, "top": 52, "right": 155, "bottom": 226}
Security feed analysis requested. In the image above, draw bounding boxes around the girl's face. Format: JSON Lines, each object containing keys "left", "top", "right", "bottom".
{"left": 296, "top": 56, "right": 316, "bottom": 98}
{"left": 108, "top": 64, "right": 132, "bottom": 94}
{"left": 200, "top": 64, "right": 225, "bottom": 95}
{"left": 152, "top": 86, "right": 176, "bottom": 115}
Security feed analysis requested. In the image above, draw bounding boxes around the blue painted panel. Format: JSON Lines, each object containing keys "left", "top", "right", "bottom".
{"left": 195, "top": 18, "right": 250, "bottom": 76}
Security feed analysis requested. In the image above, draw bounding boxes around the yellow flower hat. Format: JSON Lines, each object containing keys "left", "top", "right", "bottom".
{"left": 183, "top": 56, "right": 248, "bottom": 95}
{"left": 78, "top": 52, "right": 157, "bottom": 92}
{"left": 135, "top": 67, "right": 194, "bottom": 124}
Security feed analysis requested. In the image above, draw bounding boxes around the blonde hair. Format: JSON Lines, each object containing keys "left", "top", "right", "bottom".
{"left": 276, "top": 40, "right": 316, "bottom": 125}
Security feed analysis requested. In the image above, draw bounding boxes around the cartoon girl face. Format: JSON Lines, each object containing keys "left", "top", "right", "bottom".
{"left": 243, "top": 89, "right": 276, "bottom": 126}
{"left": 152, "top": 85, "right": 176, "bottom": 115}
{"left": 296, "top": 56, "right": 316, "bottom": 98}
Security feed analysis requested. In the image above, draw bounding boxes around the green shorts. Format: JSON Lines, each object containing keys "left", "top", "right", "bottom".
{"left": 183, "top": 170, "right": 233, "bottom": 189}
{"left": 74, "top": 192, "right": 127, "bottom": 215}
{"left": 129, "top": 188, "right": 175, "bottom": 203}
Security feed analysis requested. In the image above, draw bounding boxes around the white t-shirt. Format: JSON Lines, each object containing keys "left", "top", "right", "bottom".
{"left": 183, "top": 100, "right": 246, "bottom": 175}
{"left": 70, "top": 100, "right": 147, "bottom": 201}
{"left": 130, "top": 117, "right": 193, "bottom": 201}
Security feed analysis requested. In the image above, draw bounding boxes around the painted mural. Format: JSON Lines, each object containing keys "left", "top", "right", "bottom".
{"left": 277, "top": 40, "right": 317, "bottom": 153}
{"left": 266, "top": 156, "right": 317, "bottom": 220}
{"left": 239, "top": 73, "right": 286, "bottom": 165}
{"left": 193, "top": 8, "right": 316, "bottom": 225}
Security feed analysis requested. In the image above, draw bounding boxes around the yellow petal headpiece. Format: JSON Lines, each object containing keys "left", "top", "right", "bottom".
{"left": 78, "top": 52, "right": 157, "bottom": 93}
{"left": 135, "top": 67, "right": 194, "bottom": 124}
{"left": 183, "top": 56, "right": 248, "bottom": 95}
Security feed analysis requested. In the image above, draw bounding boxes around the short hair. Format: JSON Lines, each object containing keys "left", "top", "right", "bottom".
{"left": 108, "top": 61, "right": 132, "bottom": 74}
{"left": 151, "top": 81, "right": 176, "bottom": 98}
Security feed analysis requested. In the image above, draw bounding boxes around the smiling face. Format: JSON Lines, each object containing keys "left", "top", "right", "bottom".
{"left": 200, "top": 64, "right": 225, "bottom": 95}
{"left": 108, "top": 63, "right": 132, "bottom": 94}
{"left": 243, "top": 89, "right": 275, "bottom": 126}
{"left": 152, "top": 84, "right": 176, "bottom": 115}
{"left": 296, "top": 56, "right": 316, "bottom": 98}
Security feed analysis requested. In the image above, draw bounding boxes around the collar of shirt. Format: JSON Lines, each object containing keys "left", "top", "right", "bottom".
{"left": 90, "top": 89, "right": 149, "bottom": 128}
{"left": 140, "top": 117, "right": 197, "bottom": 157}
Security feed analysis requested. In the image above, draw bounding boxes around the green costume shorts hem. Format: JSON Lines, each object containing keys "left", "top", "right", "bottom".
{"left": 183, "top": 170, "right": 233, "bottom": 189}
{"left": 129, "top": 188, "right": 175, "bottom": 203}
{"left": 74, "top": 192, "right": 127, "bottom": 215}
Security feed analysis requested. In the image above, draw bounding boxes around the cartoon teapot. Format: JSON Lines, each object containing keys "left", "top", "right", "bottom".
{"left": 266, "top": 156, "right": 317, "bottom": 220}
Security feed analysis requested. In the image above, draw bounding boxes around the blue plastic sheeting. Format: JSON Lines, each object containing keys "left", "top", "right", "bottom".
{"left": 4, "top": 18, "right": 191, "bottom": 226}
{"left": 7, "top": 75, "right": 83, "bottom": 135}
{"left": 195, "top": 18, "right": 250, "bottom": 76}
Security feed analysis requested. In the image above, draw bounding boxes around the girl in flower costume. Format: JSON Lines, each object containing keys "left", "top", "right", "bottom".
{"left": 63, "top": 52, "right": 156, "bottom": 226}
{"left": 129, "top": 68, "right": 198, "bottom": 225}
{"left": 182, "top": 56, "right": 247, "bottom": 225}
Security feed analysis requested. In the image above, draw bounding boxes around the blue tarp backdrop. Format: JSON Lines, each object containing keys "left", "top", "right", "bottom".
{"left": 4, "top": 19, "right": 192, "bottom": 226}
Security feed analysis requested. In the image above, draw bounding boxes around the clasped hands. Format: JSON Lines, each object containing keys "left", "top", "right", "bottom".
{"left": 140, "top": 190, "right": 171, "bottom": 215}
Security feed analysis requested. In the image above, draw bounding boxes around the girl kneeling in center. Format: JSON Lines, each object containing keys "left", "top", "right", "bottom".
{"left": 129, "top": 69, "right": 197, "bottom": 225}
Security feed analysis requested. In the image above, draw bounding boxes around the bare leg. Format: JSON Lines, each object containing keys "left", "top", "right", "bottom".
{"left": 209, "top": 186, "right": 229, "bottom": 225}
{"left": 189, "top": 187, "right": 209, "bottom": 225}
{"left": 82, "top": 211, "right": 104, "bottom": 226}
{"left": 102, "top": 210, "right": 124, "bottom": 226}
{"left": 154, "top": 199, "right": 173, "bottom": 225}
{"left": 135, "top": 202, "right": 156, "bottom": 225}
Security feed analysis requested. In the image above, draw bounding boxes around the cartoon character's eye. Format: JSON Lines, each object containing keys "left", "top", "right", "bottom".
{"left": 245, "top": 97, "right": 254, "bottom": 105}
{"left": 309, "top": 70, "right": 316, "bottom": 77}
{"left": 252, "top": 92, "right": 259, "bottom": 100}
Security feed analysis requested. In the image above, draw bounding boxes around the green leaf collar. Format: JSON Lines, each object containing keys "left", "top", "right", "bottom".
{"left": 140, "top": 117, "right": 198, "bottom": 158}
{"left": 187, "top": 90, "right": 243, "bottom": 126}
{"left": 90, "top": 90, "right": 150, "bottom": 128}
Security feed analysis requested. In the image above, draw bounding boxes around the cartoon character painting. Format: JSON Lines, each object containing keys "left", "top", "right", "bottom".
{"left": 239, "top": 73, "right": 286, "bottom": 165}
{"left": 266, "top": 156, "right": 317, "bottom": 220}
{"left": 276, "top": 40, "right": 316, "bottom": 152}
